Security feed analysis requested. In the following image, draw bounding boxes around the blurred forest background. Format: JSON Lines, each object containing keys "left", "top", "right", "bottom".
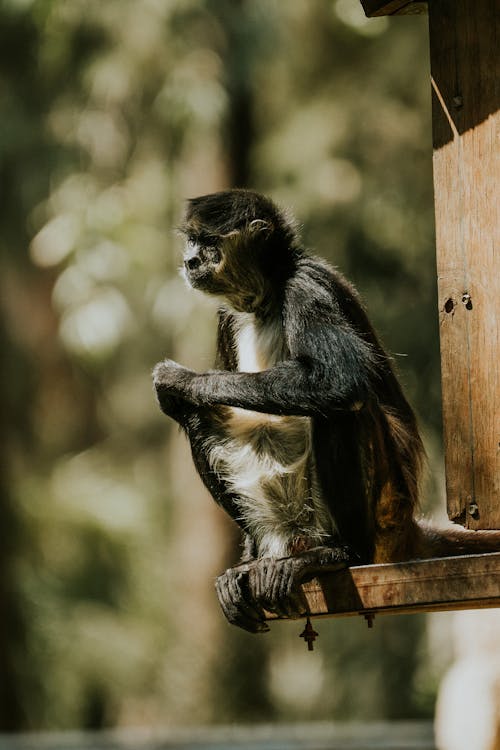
{"left": 0, "top": 0, "right": 456, "bottom": 734}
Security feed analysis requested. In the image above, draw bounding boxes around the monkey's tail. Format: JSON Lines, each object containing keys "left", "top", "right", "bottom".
{"left": 415, "top": 519, "right": 500, "bottom": 559}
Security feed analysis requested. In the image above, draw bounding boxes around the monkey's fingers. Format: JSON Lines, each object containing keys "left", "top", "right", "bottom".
{"left": 152, "top": 358, "right": 184, "bottom": 379}
{"left": 250, "top": 558, "right": 306, "bottom": 620}
{"left": 269, "top": 557, "right": 308, "bottom": 618}
{"left": 252, "top": 547, "right": 352, "bottom": 620}
{"left": 215, "top": 569, "right": 269, "bottom": 634}
{"left": 295, "top": 545, "right": 352, "bottom": 584}
{"left": 152, "top": 359, "right": 194, "bottom": 394}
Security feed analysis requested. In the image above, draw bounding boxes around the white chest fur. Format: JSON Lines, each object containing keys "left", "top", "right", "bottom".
{"left": 207, "top": 311, "right": 331, "bottom": 557}
{"left": 234, "top": 312, "right": 286, "bottom": 373}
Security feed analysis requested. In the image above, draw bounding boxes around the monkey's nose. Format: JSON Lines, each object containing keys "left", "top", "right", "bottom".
{"left": 185, "top": 256, "right": 201, "bottom": 271}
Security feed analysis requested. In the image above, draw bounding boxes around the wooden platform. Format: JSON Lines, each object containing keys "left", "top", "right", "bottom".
{"left": 266, "top": 552, "right": 500, "bottom": 623}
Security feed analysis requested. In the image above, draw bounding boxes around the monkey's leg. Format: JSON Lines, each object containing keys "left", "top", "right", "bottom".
{"left": 154, "top": 375, "right": 268, "bottom": 630}
{"left": 249, "top": 546, "right": 351, "bottom": 620}
{"left": 181, "top": 409, "right": 272, "bottom": 633}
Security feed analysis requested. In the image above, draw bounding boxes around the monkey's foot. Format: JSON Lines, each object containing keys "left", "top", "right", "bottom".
{"left": 249, "top": 546, "right": 351, "bottom": 620}
{"left": 215, "top": 564, "right": 270, "bottom": 634}
{"left": 216, "top": 547, "right": 351, "bottom": 632}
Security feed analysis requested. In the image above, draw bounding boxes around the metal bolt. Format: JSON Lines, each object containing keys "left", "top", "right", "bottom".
{"left": 299, "top": 616, "right": 319, "bottom": 651}
{"left": 364, "top": 613, "right": 375, "bottom": 629}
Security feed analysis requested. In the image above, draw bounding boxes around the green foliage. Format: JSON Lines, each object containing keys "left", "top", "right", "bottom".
{"left": 0, "top": 0, "right": 448, "bottom": 731}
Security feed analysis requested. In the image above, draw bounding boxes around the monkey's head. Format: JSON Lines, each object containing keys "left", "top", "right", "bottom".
{"left": 179, "top": 190, "right": 298, "bottom": 313}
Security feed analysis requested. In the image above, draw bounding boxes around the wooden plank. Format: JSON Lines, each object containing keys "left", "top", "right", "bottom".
{"left": 429, "top": 0, "right": 500, "bottom": 529}
{"left": 360, "top": 0, "right": 427, "bottom": 16}
{"left": 265, "top": 553, "right": 500, "bottom": 621}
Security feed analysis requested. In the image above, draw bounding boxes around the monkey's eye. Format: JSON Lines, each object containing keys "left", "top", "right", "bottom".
{"left": 186, "top": 238, "right": 198, "bottom": 252}
{"left": 204, "top": 246, "right": 222, "bottom": 264}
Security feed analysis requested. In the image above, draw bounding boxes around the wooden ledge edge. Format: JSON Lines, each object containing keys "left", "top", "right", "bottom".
{"left": 265, "top": 551, "right": 500, "bottom": 621}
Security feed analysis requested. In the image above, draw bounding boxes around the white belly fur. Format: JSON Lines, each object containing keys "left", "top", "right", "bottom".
{"left": 208, "top": 311, "right": 332, "bottom": 557}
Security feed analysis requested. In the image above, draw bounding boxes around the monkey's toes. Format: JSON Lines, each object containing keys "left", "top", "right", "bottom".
{"left": 215, "top": 567, "right": 269, "bottom": 634}
{"left": 249, "top": 557, "right": 308, "bottom": 620}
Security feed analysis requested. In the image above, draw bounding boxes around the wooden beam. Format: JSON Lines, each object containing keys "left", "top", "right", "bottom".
{"left": 265, "top": 553, "right": 500, "bottom": 622}
{"left": 429, "top": 0, "right": 500, "bottom": 529}
{"left": 360, "top": 0, "right": 427, "bottom": 17}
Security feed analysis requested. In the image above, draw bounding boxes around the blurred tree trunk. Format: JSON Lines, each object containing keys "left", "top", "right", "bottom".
{"left": 0, "top": 324, "right": 28, "bottom": 730}
{"left": 0, "top": 7, "right": 106, "bottom": 727}
{"left": 209, "top": 0, "right": 256, "bottom": 188}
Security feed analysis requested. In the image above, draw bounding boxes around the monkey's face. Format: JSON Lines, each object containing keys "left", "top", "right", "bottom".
{"left": 182, "top": 230, "right": 269, "bottom": 312}
{"left": 183, "top": 235, "right": 224, "bottom": 292}
{"left": 180, "top": 190, "right": 297, "bottom": 311}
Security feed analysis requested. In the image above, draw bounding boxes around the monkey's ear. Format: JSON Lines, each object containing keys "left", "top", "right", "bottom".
{"left": 248, "top": 219, "right": 273, "bottom": 235}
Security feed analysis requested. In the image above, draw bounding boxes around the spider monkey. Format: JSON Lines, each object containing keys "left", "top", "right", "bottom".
{"left": 153, "top": 189, "right": 500, "bottom": 633}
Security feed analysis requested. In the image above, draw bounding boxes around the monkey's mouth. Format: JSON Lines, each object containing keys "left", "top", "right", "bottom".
{"left": 183, "top": 267, "right": 221, "bottom": 295}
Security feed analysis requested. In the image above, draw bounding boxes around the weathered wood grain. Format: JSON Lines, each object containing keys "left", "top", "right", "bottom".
{"left": 429, "top": 0, "right": 500, "bottom": 528}
{"left": 265, "top": 553, "right": 500, "bottom": 621}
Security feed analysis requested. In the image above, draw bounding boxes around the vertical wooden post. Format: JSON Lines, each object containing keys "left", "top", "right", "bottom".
{"left": 429, "top": 0, "right": 499, "bottom": 528}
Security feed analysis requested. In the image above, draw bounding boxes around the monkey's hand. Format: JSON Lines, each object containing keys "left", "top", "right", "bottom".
{"left": 216, "top": 547, "right": 351, "bottom": 633}
{"left": 249, "top": 546, "right": 351, "bottom": 621}
{"left": 153, "top": 358, "right": 194, "bottom": 391}
{"left": 153, "top": 359, "right": 195, "bottom": 416}
{"left": 215, "top": 563, "right": 270, "bottom": 634}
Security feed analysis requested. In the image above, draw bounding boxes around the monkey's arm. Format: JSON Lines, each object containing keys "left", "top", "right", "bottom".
{"left": 154, "top": 325, "right": 375, "bottom": 418}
